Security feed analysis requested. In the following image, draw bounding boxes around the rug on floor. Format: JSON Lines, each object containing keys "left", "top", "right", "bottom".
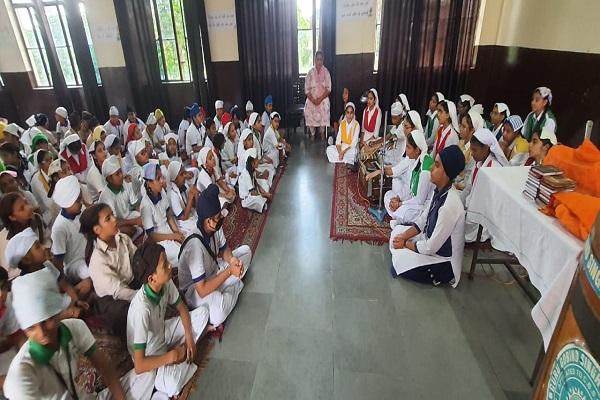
{"left": 223, "top": 163, "right": 286, "bottom": 253}
{"left": 330, "top": 163, "right": 391, "bottom": 245}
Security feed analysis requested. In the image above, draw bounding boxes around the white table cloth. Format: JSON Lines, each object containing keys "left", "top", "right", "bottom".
{"left": 466, "top": 166, "right": 584, "bottom": 349}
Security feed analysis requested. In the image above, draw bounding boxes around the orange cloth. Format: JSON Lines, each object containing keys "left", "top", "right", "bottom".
{"left": 544, "top": 139, "right": 600, "bottom": 196}
{"left": 542, "top": 191, "right": 600, "bottom": 240}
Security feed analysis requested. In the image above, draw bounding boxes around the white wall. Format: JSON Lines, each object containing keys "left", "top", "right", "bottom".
{"left": 476, "top": 0, "right": 600, "bottom": 54}
{"left": 204, "top": 0, "right": 239, "bottom": 62}
{"left": 0, "top": 0, "right": 29, "bottom": 73}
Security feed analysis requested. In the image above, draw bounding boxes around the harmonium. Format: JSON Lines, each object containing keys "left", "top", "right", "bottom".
{"left": 358, "top": 159, "right": 392, "bottom": 206}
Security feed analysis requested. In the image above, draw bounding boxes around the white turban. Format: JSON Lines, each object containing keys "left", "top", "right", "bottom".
{"left": 198, "top": 147, "right": 211, "bottom": 167}
{"left": 215, "top": 100, "right": 224, "bottom": 109}
{"left": 270, "top": 111, "right": 281, "bottom": 120}
{"left": 164, "top": 132, "right": 177, "bottom": 144}
{"left": 249, "top": 112, "right": 261, "bottom": 127}
{"left": 495, "top": 102, "right": 510, "bottom": 117}
{"left": 60, "top": 133, "right": 81, "bottom": 153}
{"left": 245, "top": 100, "right": 254, "bottom": 111}
{"left": 435, "top": 92, "right": 445, "bottom": 102}
{"left": 12, "top": 268, "right": 66, "bottom": 329}
{"left": 146, "top": 112, "right": 157, "bottom": 125}
{"left": 467, "top": 109, "right": 485, "bottom": 131}
{"left": 5, "top": 227, "right": 38, "bottom": 268}
{"left": 407, "top": 110, "right": 423, "bottom": 133}
{"left": 459, "top": 94, "right": 475, "bottom": 107}
{"left": 48, "top": 158, "right": 63, "bottom": 177}
{"left": 399, "top": 93, "right": 410, "bottom": 112}
{"left": 540, "top": 127, "right": 558, "bottom": 145}
{"left": 102, "top": 155, "right": 121, "bottom": 178}
{"left": 109, "top": 106, "right": 119, "bottom": 116}
{"left": 104, "top": 134, "right": 118, "bottom": 149}
{"left": 167, "top": 160, "right": 183, "bottom": 182}
{"left": 130, "top": 139, "right": 146, "bottom": 157}
{"left": 26, "top": 115, "right": 36, "bottom": 128}
{"left": 390, "top": 102, "right": 403, "bottom": 117}
{"left": 52, "top": 175, "right": 81, "bottom": 208}
{"left": 4, "top": 123, "right": 22, "bottom": 138}
{"left": 473, "top": 128, "right": 509, "bottom": 166}
{"left": 410, "top": 130, "right": 428, "bottom": 158}
{"left": 55, "top": 107, "right": 68, "bottom": 119}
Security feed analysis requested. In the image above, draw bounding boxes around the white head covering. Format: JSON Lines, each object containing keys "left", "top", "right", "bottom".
{"left": 164, "top": 132, "right": 177, "bottom": 144}
{"left": 398, "top": 93, "right": 410, "bottom": 111}
{"left": 222, "top": 122, "right": 233, "bottom": 137}
{"left": 198, "top": 147, "right": 212, "bottom": 167}
{"left": 435, "top": 92, "right": 445, "bottom": 102}
{"left": 407, "top": 110, "right": 423, "bottom": 133}
{"left": 104, "top": 134, "right": 118, "bottom": 149}
{"left": 470, "top": 104, "right": 484, "bottom": 115}
{"left": 146, "top": 112, "right": 157, "bottom": 125}
{"left": 109, "top": 106, "right": 119, "bottom": 116}
{"left": 215, "top": 100, "right": 224, "bottom": 109}
{"left": 473, "top": 128, "right": 509, "bottom": 166}
{"left": 445, "top": 100, "right": 459, "bottom": 132}
{"left": 12, "top": 267, "right": 66, "bottom": 329}
{"left": 131, "top": 139, "right": 146, "bottom": 157}
{"left": 459, "top": 94, "right": 475, "bottom": 107}
{"left": 249, "top": 112, "right": 261, "bottom": 127}
{"left": 344, "top": 102, "right": 356, "bottom": 122}
{"left": 245, "top": 147, "right": 257, "bottom": 159}
{"left": 410, "top": 130, "right": 428, "bottom": 161}
{"left": 5, "top": 227, "right": 38, "bottom": 268}
{"left": 245, "top": 100, "right": 254, "bottom": 112}
{"left": 270, "top": 111, "right": 281, "bottom": 120}
{"left": 536, "top": 86, "right": 553, "bottom": 105}
{"left": 4, "top": 123, "right": 22, "bottom": 138}
{"left": 55, "top": 107, "right": 68, "bottom": 119}
{"left": 102, "top": 155, "right": 121, "bottom": 178}
{"left": 52, "top": 175, "right": 81, "bottom": 208}
{"left": 494, "top": 102, "right": 511, "bottom": 117}
{"left": 368, "top": 88, "right": 379, "bottom": 107}
{"left": 60, "top": 133, "right": 81, "bottom": 153}
{"left": 48, "top": 158, "right": 63, "bottom": 177}
{"left": 240, "top": 128, "right": 253, "bottom": 144}
{"left": 390, "top": 102, "right": 403, "bottom": 117}
{"left": 467, "top": 109, "right": 485, "bottom": 132}
{"left": 539, "top": 127, "right": 558, "bottom": 145}
{"left": 167, "top": 160, "right": 183, "bottom": 182}
{"left": 26, "top": 115, "right": 36, "bottom": 128}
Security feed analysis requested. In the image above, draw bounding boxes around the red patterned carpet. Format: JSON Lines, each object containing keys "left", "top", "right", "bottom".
{"left": 330, "top": 164, "right": 391, "bottom": 245}
{"left": 223, "top": 163, "right": 286, "bottom": 253}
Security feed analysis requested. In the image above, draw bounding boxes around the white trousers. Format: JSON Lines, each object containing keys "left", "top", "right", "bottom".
{"left": 185, "top": 246, "right": 252, "bottom": 326}
{"left": 326, "top": 145, "right": 356, "bottom": 164}
{"left": 241, "top": 194, "right": 267, "bottom": 213}
{"left": 256, "top": 164, "right": 275, "bottom": 188}
{"left": 116, "top": 306, "right": 210, "bottom": 400}
{"left": 224, "top": 166, "right": 238, "bottom": 187}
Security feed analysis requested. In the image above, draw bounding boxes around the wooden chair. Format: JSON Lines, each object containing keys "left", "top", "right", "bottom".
{"left": 286, "top": 78, "right": 307, "bottom": 139}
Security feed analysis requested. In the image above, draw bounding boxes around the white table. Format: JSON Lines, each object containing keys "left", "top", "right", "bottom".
{"left": 466, "top": 166, "right": 584, "bottom": 349}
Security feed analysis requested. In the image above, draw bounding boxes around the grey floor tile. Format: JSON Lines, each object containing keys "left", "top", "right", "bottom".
{"left": 334, "top": 369, "right": 406, "bottom": 400}
{"left": 191, "top": 359, "right": 257, "bottom": 400}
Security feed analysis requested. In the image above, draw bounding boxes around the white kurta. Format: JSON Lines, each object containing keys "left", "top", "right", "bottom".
{"left": 262, "top": 126, "right": 280, "bottom": 169}
{"left": 389, "top": 187, "right": 466, "bottom": 288}
{"left": 383, "top": 125, "right": 406, "bottom": 165}
{"left": 326, "top": 119, "right": 360, "bottom": 164}
{"left": 384, "top": 163, "right": 434, "bottom": 225}
{"left": 362, "top": 106, "right": 382, "bottom": 143}
{"left": 177, "top": 120, "right": 190, "bottom": 154}
{"left": 185, "top": 123, "right": 204, "bottom": 157}
{"left": 168, "top": 182, "right": 198, "bottom": 237}
{"left": 30, "top": 170, "right": 58, "bottom": 227}
{"left": 86, "top": 165, "right": 104, "bottom": 202}
{"left": 238, "top": 169, "right": 267, "bottom": 213}
{"left": 103, "top": 120, "right": 125, "bottom": 144}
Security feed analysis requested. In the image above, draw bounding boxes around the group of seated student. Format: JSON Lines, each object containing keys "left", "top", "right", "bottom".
{"left": 0, "top": 94, "right": 290, "bottom": 398}
{"left": 327, "top": 86, "right": 558, "bottom": 288}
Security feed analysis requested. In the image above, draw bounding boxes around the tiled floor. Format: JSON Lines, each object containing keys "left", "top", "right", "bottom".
{"left": 191, "top": 134, "right": 538, "bottom": 399}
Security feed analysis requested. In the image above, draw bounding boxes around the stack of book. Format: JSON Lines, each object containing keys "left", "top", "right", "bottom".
{"left": 523, "top": 165, "right": 562, "bottom": 202}
{"left": 537, "top": 174, "right": 576, "bottom": 206}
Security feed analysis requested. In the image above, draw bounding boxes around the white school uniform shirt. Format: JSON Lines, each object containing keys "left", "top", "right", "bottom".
{"left": 140, "top": 190, "right": 172, "bottom": 235}
{"left": 142, "top": 128, "right": 163, "bottom": 151}
{"left": 30, "top": 170, "right": 58, "bottom": 226}
{"left": 460, "top": 153, "right": 503, "bottom": 207}
{"left": 103, "top": 119, "right": 125, "bottom": 143}
{"left": 214, "top": 116, "right": 222, "bottom": 132}
{"left": 127, "top": 280, "right": 182, "bottom": 357}
{"left": 222, "top": 137, "right": 238, "bottom": 169}
{"left": 185, "top": 122, "right": 204, "bottom": 156}
{"left": 4, "top": 319, "right": 97, "bottom": 400}
{"left": 385, "top": 124, "right": 406, "bottom": 165}
{"left": 262, "top": 125, "right": 280, "bottom": 168}
{"left": 168, "top": 182, "right": 197, "bottom": 220}
{"left": 86, "top": 165, "right": 104, "bottom": 202}
{"left": 156, "top": 122, "right": 171, "bottom": 142}
{"left": 0, "top": 294, "right": 20, "bottom": 340}
{"left": 390, "top": 157, "right": 416, "bottom": 198}
{"left": 98, "top": 182, "right": 138, "bottom": 220}
{"left": 238, "top": 169, "right": 256, "bottom": 199}
{"left": 51, "top": 211, "right": 87, "bottom": 272}
{"left": 55, "top": 121, "right": 71, "bottom": 138}
{"left": 178, "top": 228, "right": 226, "bottom": 294}
{"left": 177, "top": 120, "right": 190, "bottom": 152}
{"left": 123, "top": 118, "right": 146, "bottom": 145}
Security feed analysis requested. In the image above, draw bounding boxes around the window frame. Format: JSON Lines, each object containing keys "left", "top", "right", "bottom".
{"left": 150, "top": 0, "right": 192, "bottom": 83}
{"left": 297, "top": 0, "right": 320, "bottom": 77}
{"left": 373, "top": 0, "right": 383, "bottom": 73}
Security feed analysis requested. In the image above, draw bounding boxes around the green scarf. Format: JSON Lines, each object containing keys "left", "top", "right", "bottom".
{"left": 425, "top": 114, "right": 436, "bottom": 139}
{"left": 523, "top": 109, "right": 556, "bottom": 141}
{"left": 410, "top": 154, "right": 433, "bottom": 196}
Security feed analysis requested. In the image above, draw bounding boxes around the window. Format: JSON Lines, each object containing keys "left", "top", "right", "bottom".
{"left": 373, "top": 0, "right": 383, "bottom": 72}
{"left": 11, "top": 2, "right": 53, "bottom": 87}
{"left": 150, "top": 0, "right": 192, "bottom": 82}
{"left": 79, "top": 3, "right": 101, "bottom": 85}
{"left": 44, "top": 2, "right": 81, "bottom": 86}
{"left": 296, "top": 0, "right": 321, "bottom": 76}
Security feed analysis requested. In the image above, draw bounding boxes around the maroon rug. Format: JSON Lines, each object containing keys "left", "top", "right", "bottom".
{"left": 223, "top": 163, "right": 286, "bottom": 253}
{"left": 330, "top": 164, "right": 391, "bottom": 245}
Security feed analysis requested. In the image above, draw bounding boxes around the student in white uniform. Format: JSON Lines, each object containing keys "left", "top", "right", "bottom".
{"left": 104, "top": 134, "right": 121, "bottom": 158}
{"left": 154, "top": 108, "right": 170, "bottom": 145}
{"left": 490, "top": 102, "right": 510, "bottom": 141}
{"left": 326, "top": 102, "right": 360, "bottom": 164}
{"left": 237, "top": 128, "right": 269, "bottom": 195}
{"left": 462, "top": 128, "right": 508, "bottom": 242}
{"left": 178, "top": 184, "right": 251, "bottom": 332}
{"left": 128, "top": 139, "right": 151, "bottom": 203}
{"left": 0, "top": 267, "right": 26, "bottom": 387}
{"left": 248, "top": 113, "right": 275, "bottom": 188}
{"left": 262, "top": 95, "right": 273, "bottom": 129}
{"left": 242, "top": 101, "right": 253, "bottom": 131}
{"left": 431, "top": 99, "right": 460, "bottom": 160}
{"left": 178, "top": 106, "right": 192, "bottom": 160}
{"left": 185, "top": 103, "right": 206, "bottom": 160}
{"left": 196, "top": 147, "right": 236, "bottom": 206}
{"left": 126, "top": 241, "right": 209, "bottom": 399}
{"left": 221, "top": 121, "right": 239, "bottom": 186}
{"left": 140, "top": 163, "right": 184, "bottom": 267}
{"left": 263, "top": 111, "right": 282, "bottom": 169}
{"left": 389, "top": 145, "right": 466, "bottom": 287}
{"left": 526, "top": 127, "right": 557, "bottom": 166}
{"left": 86, "top": 138, "right": 108, "bottom": 202}
{"left": 383, "top": 102, "right": 408, "bottom": 166}
{"left": 424, "top": 92, "right": 444, "bottom": 148}
{"left": 123, "top": 107, "right": 146, "bottom": 146}
{"left": 455, "top": 109, "right": 484, "bottom": 191}
{"left": 29, "top": 149, "right": 59, "bottom": 227}
{"left": 361, "top": 88, "right": 382, "bottom": 146}
{"left": 239, "top": 148, "right": 270, "bottom": 212}
{"left": 381, "top": 130, "right": 434, "bottom": 226}
{"left": 99, "top": 155, "right": 143, "bottom": 240}
{"left": 522, "top": 86, "right": 557, "bottom": 141}
{"left": 142, "top": 113, "right": 164, "bottom": 153}
{"left": 167, "top": 161, "right": 199, "bottom": 237}
{"left": 51, "top": 176, "right": 93, "bottom": 296}
{"left": 59, "top": 134, "right": 91, "bottom": 183}
{"left": 214, "top": 100, "right": 224, "bottom": 132}
{"left": 456, "top": 94, "right": 475, "bottom": 117}
{"left": 54, "top": 106, "right": 71, "bottom": 139}
{"left": 5, "top": 271, "right": 129, "bottom": 399}
{"left": 104, "top": 106, "right": 125, "bottom": 144}
{"left": 501, "top": 115, "right": 529, "bottom": 166}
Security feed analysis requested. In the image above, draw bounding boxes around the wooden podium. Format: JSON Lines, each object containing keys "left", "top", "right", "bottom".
{"left": 532, "top": 217, "right": 600, "bottom": 398}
